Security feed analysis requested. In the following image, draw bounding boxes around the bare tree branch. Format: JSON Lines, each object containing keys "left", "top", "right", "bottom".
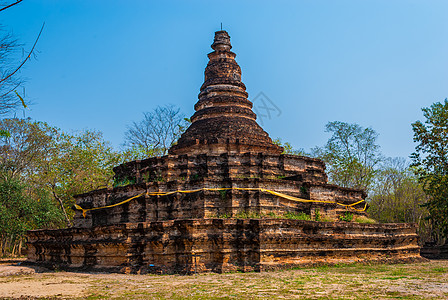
{"left": 0, "top": 22, "right": 45, "bottom": 84}
{"left": 124, "top": 105, "right": 189, "bottom": 159}
{"left": 0, "top": 0, "right": 23, "bottom": 13}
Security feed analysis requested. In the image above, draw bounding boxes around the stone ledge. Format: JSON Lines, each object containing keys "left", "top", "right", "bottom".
{"left": 27, "top": 219, "right": 422, "bottom": 274}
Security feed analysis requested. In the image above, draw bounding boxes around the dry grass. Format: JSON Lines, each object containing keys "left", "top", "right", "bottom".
{"left": 354, "top": 215, "right": 377, "bottom": 224}
{"left": 0, "top": 260, "right": 447, "bottom": 299}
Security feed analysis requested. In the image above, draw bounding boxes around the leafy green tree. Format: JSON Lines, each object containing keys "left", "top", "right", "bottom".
{"left": 312, "top": 121, "right": 382, "bottom": 193}
{"left": 0, "top": 118, "right": 57, "bottom": 180}
{"left": 0, "top": 118, "right": 123, "bottom": 226}
{"left": 0, "top": 175, "right": 64, "bottom": 256}
{"left": 32, "top": 130, "right": 122, "bottom": 224}
{"left": 411, "top": 99, "right": 448, "bottom": 242}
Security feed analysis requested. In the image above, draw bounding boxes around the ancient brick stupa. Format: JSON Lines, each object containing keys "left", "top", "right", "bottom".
{"left": 27, "top": 31, "right": 421, "bottom": 273}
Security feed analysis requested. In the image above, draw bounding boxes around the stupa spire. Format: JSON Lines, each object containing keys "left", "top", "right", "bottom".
{"left": 211, "top": 30, "right": 231, "bottom": 51}
{"left": 169, "top": 30, "right": 282, "bottom": 155}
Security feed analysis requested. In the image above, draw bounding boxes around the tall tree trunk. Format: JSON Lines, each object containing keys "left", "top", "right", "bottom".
{"left": 18, "top": 238, "right": 22, "bottom": 256}
{"left": 11, "top": 240, "right": 16, "bottom": 256}
{"left": 52, "top": 190, "right": 71, "bottom": 227}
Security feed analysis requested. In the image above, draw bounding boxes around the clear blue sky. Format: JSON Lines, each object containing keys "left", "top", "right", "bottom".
{"left": 2, "top": 0, "right": 448, "bottom": 159}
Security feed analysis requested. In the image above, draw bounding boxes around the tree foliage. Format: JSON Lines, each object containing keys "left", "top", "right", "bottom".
{"left": 0, "top": 118, "right": 123, "bottom": 227}
{"left": 273, "top": 138, "right": 306, "bottom": 156}
{"left": 312, "top": 121, "right": 382, "bottom": 192}
{"left": 411, "top": 99, "right": 448, "bottom": 241}
{"left": 0, "top": 118, "right": 57, "bottom": 180}
{"left": 32, "top": 130, "right": 122, "bottom": 224}
{"left": 0, "top": 174, "right": 65, "bottom": 256}
{"left": 124, "top": 105, "right": 189, "bottom": 159}
{"left": 411, "top": 99, "right": 448, "bottom": 175}
{"left": 368, "top": 158, "right": 430, "bottom": 242}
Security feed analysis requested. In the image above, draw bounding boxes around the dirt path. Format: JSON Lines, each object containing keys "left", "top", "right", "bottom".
{"left": 0, "top": 260, "right": 447, "bottom": 299}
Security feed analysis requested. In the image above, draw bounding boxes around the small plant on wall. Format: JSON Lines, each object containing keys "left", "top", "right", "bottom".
{"left": 113, "top": 176, "right": 137, "bottom": 188}
{"left": 219, "top": 189, "right": 228, "bottom": 200}
{"left": 300, "top": 186, "right": 308, "bottom": 194}
{"left": 339, "top": 211, "right": 354, "bottom": 222}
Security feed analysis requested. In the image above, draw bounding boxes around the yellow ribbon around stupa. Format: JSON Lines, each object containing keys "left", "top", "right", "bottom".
{"left": 74, "top": 187, "right": 367, "bottom": 217}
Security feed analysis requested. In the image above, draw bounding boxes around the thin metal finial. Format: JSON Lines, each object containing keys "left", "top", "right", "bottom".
{"left": 221, "top": 23, "right": 222, "bottom": 30}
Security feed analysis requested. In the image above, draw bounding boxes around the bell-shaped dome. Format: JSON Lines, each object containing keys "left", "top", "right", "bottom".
{"left": 169, "top": 31, "right": 283, "bottom": 155}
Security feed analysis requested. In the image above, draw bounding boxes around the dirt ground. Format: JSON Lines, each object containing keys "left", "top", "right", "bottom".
{"left": 0, "top": 259, "right": 447, "bottom": 299}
